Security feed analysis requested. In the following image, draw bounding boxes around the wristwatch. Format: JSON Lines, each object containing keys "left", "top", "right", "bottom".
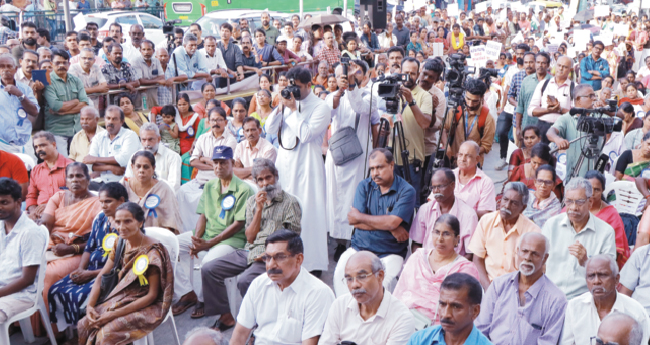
{"left": 409, "top": 100, "right": 417, "bottom": 107}
{"left": 17, "top": 94, "right": 25, "bottom": 101}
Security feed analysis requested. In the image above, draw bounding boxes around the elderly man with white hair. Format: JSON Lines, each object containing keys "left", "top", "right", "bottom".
{"left": 319, "top": 251, "right": 414, "bottom": 345}
{"left": 168, "top": 32, "right": 213, "bottom": 89}
{"left": 476, "top": 232, "right": 567, "bottom": 344}
{"left": 561, "top": 255, "right": 650, "bottom": 345}
{"left": 453, "top": 141, "right": 496, "bottom": 219}
{"left": 468, "top": 181, "right": 541, "bottom": 290}
{"left": 124, "top": 122, "right": 182, "bottom": 191}
{"left": 68, "top": 106, "right": 105, "bottom": 162}
{"left": 182, "top": 327, "right": 228, "bottom": 345}
{"left": 596, "top": 312, "right": 645, "bottom": 345}
{"left": 542, "top": 177, "right": 617, "bottom": 300}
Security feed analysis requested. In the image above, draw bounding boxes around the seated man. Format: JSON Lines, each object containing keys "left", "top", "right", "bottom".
{"left": 469, "top": 181, "right": 540, "bottom": 290}
{"left": 453, "top": 141, "right": 496, "bottom": 218}
{"left": 201, "top": 158, "right": 301, "bottom": 328}
{"left": 69, "top": 106, "right": 105, "bottom": 162}
{"left": 124, "top": 123, "right": 182, "bottom": 191}
{"left": 177, "top": 107, "right": 237, "bottom": 232}
{"left": 596, "top": 312, "right": 644, "bottom": 345}
{"left": 182, "top": 327, "right": 228, "bottom": 345}
{"left": 84, "top": 105, "right": 141, "bottom": 185}
{"left": 320, "top": 251, "right": 415, "bottom": 345}
{"left": 476, "top": 232, "right": 567, "bottom": 344}
{"left": 406, "top": 273, "right": 492, "bottom": 345}
{"left": 0, "top": 150, "right": 28, "bottom": 199}
{"left": 620, "top": 244, "right": 650, "bottom": 314}
{"left": 0, "top": 177, "right": 48, "bottom": 323}
{"left": 233, "top": 117, "right": 277, "bottom": 182}
{"left": 410, "top": 167, "right": 478, "bottom": 258}
{"left": 25, "top": 131, "right": 73, "bottom": 220}
{"left": 542, "top": 177, "right": 616, "bottom": 300}
{"left": 333, "top": 148, "right": 416, "bottom": 297}
{"left": 172, "top": 146, "right": 254, "bottom": 318}
{"left": 229, "top": 229, "right": 335, "bottom": 345}
{"left": 561, "top": 255, "right": 650, "bottom": 344}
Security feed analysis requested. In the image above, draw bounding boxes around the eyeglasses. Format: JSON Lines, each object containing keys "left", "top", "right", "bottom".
{"left": 260, "top": 253, "right": 295, "bottom": 263}
{"left": 535, "top": 179, "right": 554, "bottom": 186}
{"left": 429, "top": 182, "right": 452, "bottom": 192}
{"left": 343, "top": 271, "right": 379, "bottom": 284}
{"left": 590, "top": 337, "right": 618, "bottom": 345}
{"left": 565, "top": 198, "right": 588, "bottom": 206}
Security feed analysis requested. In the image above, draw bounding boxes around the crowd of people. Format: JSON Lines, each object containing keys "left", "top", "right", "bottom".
{"left": 3, "top": 3, "right": 650, "bottom": 345}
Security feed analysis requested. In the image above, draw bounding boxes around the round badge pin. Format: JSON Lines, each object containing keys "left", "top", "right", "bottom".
{"left": 144, "top": 194, "right": 161, "bottom": 217}
{"left": 222, "top": 195, "right": 236, "bottom": 210}
{"left": 187, "top": 126, "right": 195, "bottom": 137}
{"left": 133, "top": 254, "right": 150, "bottom": 286}
{"left": 17, "top": 108, "right": 27, "bottom": 125}
{"left": 102, "top": 233, "right": 119, "bottom": 257}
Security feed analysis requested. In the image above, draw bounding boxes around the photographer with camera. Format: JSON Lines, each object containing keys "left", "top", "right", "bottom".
{"left": 546, "top": 84, "right": 604, "bottom": 182}
{"left": 166, "top": 27, "right": 184, "bottom": 55}
{"left": 264, "top": 66, "right": 331, "bottom": 275}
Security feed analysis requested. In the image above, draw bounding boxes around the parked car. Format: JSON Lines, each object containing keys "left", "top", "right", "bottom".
{"left": 193, "top": 9, "right": 292, "bottom": 40}
{"left": 74, "top": 11, "right": 167, "bottom": 46}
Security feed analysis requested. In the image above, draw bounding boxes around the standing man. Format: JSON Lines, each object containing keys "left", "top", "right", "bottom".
{"left": 265, "top": 66, "right": 331, "bottom": 275}
{"left": 44, "top": 50, "right": 88, "bottom": 157}
{"left": 123, "top": 24, "right": 145, "bottom": 62}
{"left": 189, "top": 23, "right": 205, "bottom": 50}
{"left": 11, "top": 22, "right": 39, "bottom": 63}
{"left": 418, "top": 58, "right": 446, "bottom": 177}
{"left": 217, "top": 23, "right": 245, "bottom": 84}
{"left": 85, "top": 22, "right": 103, "bottom": 54}
{"left": 393, "top": 14, "right": 410, "bottom": 48}
{"left": 155, "top": 48, "right": 187, "bottom": 106}
{"left": 515, "top": 52, "right": 551, "bottom": 142}
{"left": 68, "top": 48, "right": 108, "bottom": 110}
{"left": 476, "top": 232, "right": 567, "bottom": 344}
{"left": 130, "top": 40, "right": 164, "bottom": 108}
{"left": 16, "top": 49, "right": 41, "bottom": 95}
{"left": 260, "top": 12, "right": 279, "bottom": 45}
{"left": 101, "top": 43, "right": 140, "bottom": 106}
{"left": 314, "top": 31, "right": 340, "bottom": 69}
{"left": 580, "top": 40, "right": 610, "bottom": 92}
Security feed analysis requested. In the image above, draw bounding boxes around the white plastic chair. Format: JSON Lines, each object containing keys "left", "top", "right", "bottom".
{"left": 605, "top": 181, "right": 645, "bottom": 216}
{"left": 0, "top": 226, "right": 56, "bottom": 345}
{"left": 133, "top": 227, "right": 181, "bottom": 345}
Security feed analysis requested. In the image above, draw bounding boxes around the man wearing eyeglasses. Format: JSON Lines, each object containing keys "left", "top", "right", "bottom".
{"left": 561, "top": 255, "right": 650, "bottom": 345}
{"left": 319, "top": 251, "right": 414, "bottom": 345}
{"left": 593, "top": 312, "right": 644, "bottom": 345}
{"left": 580, "top": 40, "right": 610, "bottom": 92}
{"left": 547, "top": 84, "right": 604, "bottom": 183}
{"left": 541, "top": 177, "right": 616, "bottom": 300}
{"left": 201, "top": 158, "right": 300, "bottom": 331}
{"left": 410, "top": 168, "right": 477, "bottom": 258}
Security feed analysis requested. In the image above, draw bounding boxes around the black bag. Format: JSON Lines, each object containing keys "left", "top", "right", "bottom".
{"left": 97, "top": 238, "right": 125, "bottom": 304}
{"left": 329, "top": 113, "right": 364, "bottom": 166}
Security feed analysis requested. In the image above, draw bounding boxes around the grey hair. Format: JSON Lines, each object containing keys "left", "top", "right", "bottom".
{"left": 32, "top": 131, "right": 56, "bottom": 144}
{"left": 184, "top": 327, "right": 228, "bottom": 345}
{"left": 183, "top": 32, "right": 198, "bottom": 45}
{"left": 251, "top": 158, "right": 279, "bottom": 180}
{"left": 574, "top": 84, "right": 594, "bottom": 100}
{"left": 371, "top": 254, "right": 385, "bottom": 272}
{"left": 80, "top": 106, "right": 99, "bottom": 118}
{"left": 516, "top": 232, "right": 550, "bottom": 256}
{"left": 460, "top": 140, "right": 480, "bottom": 156}
{"left": 600, "top": 311, "right": 643, "bottom": 345}
{"left": 565, "top": 177, "right": 593, "bottom": 198}
{"left": 503, "top": 181, "right": 530, "bottom": 205}
{"left": 37, "top": 46, "right": 52, "bottom": 55}
{"left": 586, "top": 253, "right": 619, "bottom": 277}
{"left": 139, "top": 122, "right": 161, "bottom": 137}
{"left": 80, "top": 47, "right": 95, "bottom": 56}
{"left": 0, "top": 53, "right": 16, "bottom": 66}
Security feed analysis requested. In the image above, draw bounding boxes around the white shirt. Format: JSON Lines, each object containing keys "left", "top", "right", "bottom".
{"left": 561, "top": 292, "right": 650, "bottom": 345}
{"left": 638, "top": 65, "right": 650, "bottom": 80}
{"left": 377, "top": 32, "right": 397, "bottom": 49}
{"left": 122, "top": 43, "right": 142, "bottom": 64}
{"left": 124, "top": 145, "right": 182, "bottom": 191}
{"left": 190, "top": 130, "right": 237, "bottom": 184}
{"left": 88, "top": 127, "right": 142, "bottom": 182}
{"left": 198, "top": 47, "right": 227, "bottom": 71}
{"left": 318, "top": 290, "right": 414, "bottom": 345}
{"left": 503, "top": 65, "right": 522, "bottom": 114}
{"left": 527, "top": 76, "right": 573, "bottom": 123}
{"left": 238, "top": 267, "right": 335, "bottom": 345}
{"left": 0, "top": 3, "right": 20, "bottom": 14}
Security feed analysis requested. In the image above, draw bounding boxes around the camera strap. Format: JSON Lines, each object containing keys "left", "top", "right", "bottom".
{"left": 464, "top": 110, "right": 478, "bottom": 140}
{"left": 277, "top": 107, "right": 300, "bottom": 151}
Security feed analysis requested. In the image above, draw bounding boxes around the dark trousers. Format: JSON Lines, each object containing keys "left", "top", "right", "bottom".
{"left": 497, "top": 111, "right": 513, "bottom": 159}
{"left": 537, "top": 120, "right": 553, "bottom": 145}
{"left": 201, "top": 249, "right": 267, "bottom": 316}
{"left": 395, "top": 162, "right": 422, "bottom": 208}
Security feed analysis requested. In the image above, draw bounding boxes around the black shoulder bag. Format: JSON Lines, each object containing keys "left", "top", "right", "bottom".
{"left": 97, "top": 238, "right": 125, "bottom": 304}
{"left": 329, "top": 113, "right": 363, "bottom": 166}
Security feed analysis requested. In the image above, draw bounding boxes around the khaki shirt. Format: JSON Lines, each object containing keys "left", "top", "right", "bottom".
{"left": 444, "top": 106, "right": 496, "bottom": 165}
{"left": 394, "top": 85, "right": 433, "bottom": 165}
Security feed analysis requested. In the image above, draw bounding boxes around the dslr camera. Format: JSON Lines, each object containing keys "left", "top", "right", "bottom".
{"left": 281, "top": 78, "right": 301, "bottom": 100}
{"left": 377, "top": 73, "right": 410, "bottom": 114}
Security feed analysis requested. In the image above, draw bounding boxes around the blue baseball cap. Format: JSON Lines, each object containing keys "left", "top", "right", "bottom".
{"left": 212, "top": 146, "right": 233, "bottom": 160}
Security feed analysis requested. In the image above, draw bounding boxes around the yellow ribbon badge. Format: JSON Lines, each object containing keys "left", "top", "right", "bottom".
{"left": 102, "top": 233, "right": 118, "bottom": 258}
{"left": 133, "top": 254, "right": 150, "bottom": 286}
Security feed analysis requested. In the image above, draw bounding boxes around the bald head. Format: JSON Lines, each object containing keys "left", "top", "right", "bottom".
{"left": 346, "top": 251, "right": 383, "bottom": 273}
{"left": 459, "top": 140, "right": 480, "bottom": 156}
{"left": 183, "top": 327, "right": 227, "bottom": 345}
{"left": 598, "top": 312, "right": 643, "bottom": 345}
{"left": 518, "top": 232, "right": 549, "bottom": 255}
{"left": 555, "top": 56, "right": 573, "bottom": 79}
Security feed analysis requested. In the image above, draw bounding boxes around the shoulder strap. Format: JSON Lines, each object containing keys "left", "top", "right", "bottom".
{"left": 355, "top": 113, "right": 360, "bottom": 131}
{"left": 478, "top": 106, "right": 489, "bottom": 137}
{"left": 570, "top": 81, "right": 575, "bottom": 100}
{"left": 540, "top": 78, "right": 551, "bottom": 95}
{"left": 112, "top": 238, "right": 125, "bottom": 271}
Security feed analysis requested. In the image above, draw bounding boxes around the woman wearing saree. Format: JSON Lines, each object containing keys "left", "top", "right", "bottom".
{"left": 48, "top": 182, "right": 128, "bottom": 343}
{"left": 393, "top": 214, "right": 479, "bottom": 325}
{"left": 615, "top": 131, "right": 650, "bottom": 181}
{"left": 78, "top": 202, "right": 173, "bottom": 345}
{"left": 619, "top": 84, "right": 645, "bottom": 107}
{"left": 226, "top": 98, "right": 248, "bottom": 143}
{"left": 37, "top": 162, "right": 101, "bottom": 336}
{"left": 509, "top": 143, "right": 563, "bottom": 199}
{"left": 192, "top": 83, "right": 231, "bottom": 118}
{"left": 117, "top": 93, "right": 149, "bottom": 137}
{"left": 248, "top": 74, "right": 281, "bottom": 116}
{"left": 507, "top": 126, "right": 541, "bottom": 179}
{"left": 122, "top": 151, "right": 182, "bottom": 233}
{"left": 523, "top": 165, "right": 562, "bottom": 228}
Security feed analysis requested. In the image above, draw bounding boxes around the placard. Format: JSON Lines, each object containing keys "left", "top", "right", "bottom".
{"left": 567, "top": 47, "right": 577, "bottom": 58}
{"left": 547, "top": 44, "right": 559, "bottom": 54}
{"left": 485, "top": 40, "right": 502, "bottom": 60}
{"left": 573, "top": 29, "right": 591, "bottom": 51}
{"left": 614, "top": 23, "right": 630, "bottom": 37}
{"left": 475, "top": 1, "right": 487, "bottom": 13}
{"left": 431, "top": 42, "right": 444, "bottom": 57}
{"left": 598, "top": 32, "right": 614, "bottom": 46}
{"left": 447, "top": 3, "right": 459, "bottom": 16}
{"left": 469, "top": 45, "right": 488, "bottom": 68}
{"left": 594, "top": 5, "right": 609, "bottom": 17}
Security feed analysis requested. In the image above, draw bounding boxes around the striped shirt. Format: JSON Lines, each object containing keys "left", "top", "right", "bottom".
{"left": 244, "top": 190, "right": 302, "bottom": 264}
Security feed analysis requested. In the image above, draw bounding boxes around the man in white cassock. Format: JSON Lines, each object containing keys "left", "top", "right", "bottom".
{"left": 265, "top": 66, "right": 331, "bottom": 273}
{"left": 325, "top": 60, "right": 380, "bottom": 260}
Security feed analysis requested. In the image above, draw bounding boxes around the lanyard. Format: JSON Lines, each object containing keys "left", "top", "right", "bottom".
{"left": 464, "top": 110, "right": 478, "bottom": 140}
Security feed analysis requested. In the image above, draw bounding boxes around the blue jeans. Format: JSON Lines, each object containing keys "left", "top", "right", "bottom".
{"left": 394, "top": 162, "right": 422, "bottom": 208}
{"left": 496, "top": 111, "right": 513, "bottom": 159}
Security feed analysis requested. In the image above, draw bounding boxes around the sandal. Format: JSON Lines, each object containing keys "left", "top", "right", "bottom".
{"left": 190, "top": 302, "right": 205, "bottom": 319}
{"left": 172, "top": 294, "right": 197, "bottom": 316}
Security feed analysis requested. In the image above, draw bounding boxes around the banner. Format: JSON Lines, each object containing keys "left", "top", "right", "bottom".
{"left": 485, "top": 41, "right": 502, "bottom": 60}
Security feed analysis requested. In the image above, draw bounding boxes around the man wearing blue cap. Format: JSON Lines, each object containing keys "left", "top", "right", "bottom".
{"left": 172, "top": 145, "right": 254, "bottom": 319}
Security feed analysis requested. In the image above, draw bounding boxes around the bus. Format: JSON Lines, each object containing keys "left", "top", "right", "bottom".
{"left": 163, "top": 0, "right": 354, "bottom": 25}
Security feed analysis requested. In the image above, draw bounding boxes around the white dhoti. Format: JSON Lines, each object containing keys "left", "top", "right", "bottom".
{"left": 176, "top": 179, "right": 204, "bottom": 233}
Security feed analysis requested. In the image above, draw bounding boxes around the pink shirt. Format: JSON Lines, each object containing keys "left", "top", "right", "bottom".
{"left": 410, "top": 197, "right": 478, "bottom": 256}
{"left": 234, "top": 137, "right": 277, "bottom": 181}
{"left": 453, "top": 167, "right": 497, "bottom": 213}
{"left": 467, "top": 211, "right": 541, "bottom": 281}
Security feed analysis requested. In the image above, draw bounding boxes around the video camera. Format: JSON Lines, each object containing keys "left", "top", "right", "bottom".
{"left": 377, "top": 73, "right": 410, "bottom": 114}
{"left": 281, "top": 78, "right": 301, "bottom": 100}
{"left": 569, "top": 99, "right": 621, "bottom": 136}
{"left": 163, "top": 19, "right": 181, "bottom": 36}
{"left": 445, "top": 54, "right": 475, "bottom": 105}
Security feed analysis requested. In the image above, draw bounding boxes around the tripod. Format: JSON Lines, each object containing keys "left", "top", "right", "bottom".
{"left": 428, "top": 87, "right": 466, "bottom": 171}
{"left": 377, "top": 116, "right": 413, "bottom": 184}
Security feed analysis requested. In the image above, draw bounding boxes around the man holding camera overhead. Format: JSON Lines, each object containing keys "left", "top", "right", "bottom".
{"left": 265, "top": 66, "right": 331, "bottom": 275}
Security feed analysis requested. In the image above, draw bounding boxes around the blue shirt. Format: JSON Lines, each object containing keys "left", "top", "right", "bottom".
{"left": 580, "top": 55, "right": 610, "bottom": 91}
{"left": 77, "top": 0, "right": 90, "bottom": 13}
{"left": 0, "top": 79, "right": 39, "bottom": 146}
{"left": 169, "top": 46, "right": 208, "bottom": 79}
{"left": 407, "top": 325, "right": 493, "bottom": 345}
{"left": 360, "top": 32, "right": 380, "bottom": 52}
{"left": 351, "top": 175, "right": 416, "bottom": 258}
{"left": 393, "top": 25, "right": 411, "bottom": 47}
{"left": 257, "top": 43, "right": 284, "bottom": 64}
